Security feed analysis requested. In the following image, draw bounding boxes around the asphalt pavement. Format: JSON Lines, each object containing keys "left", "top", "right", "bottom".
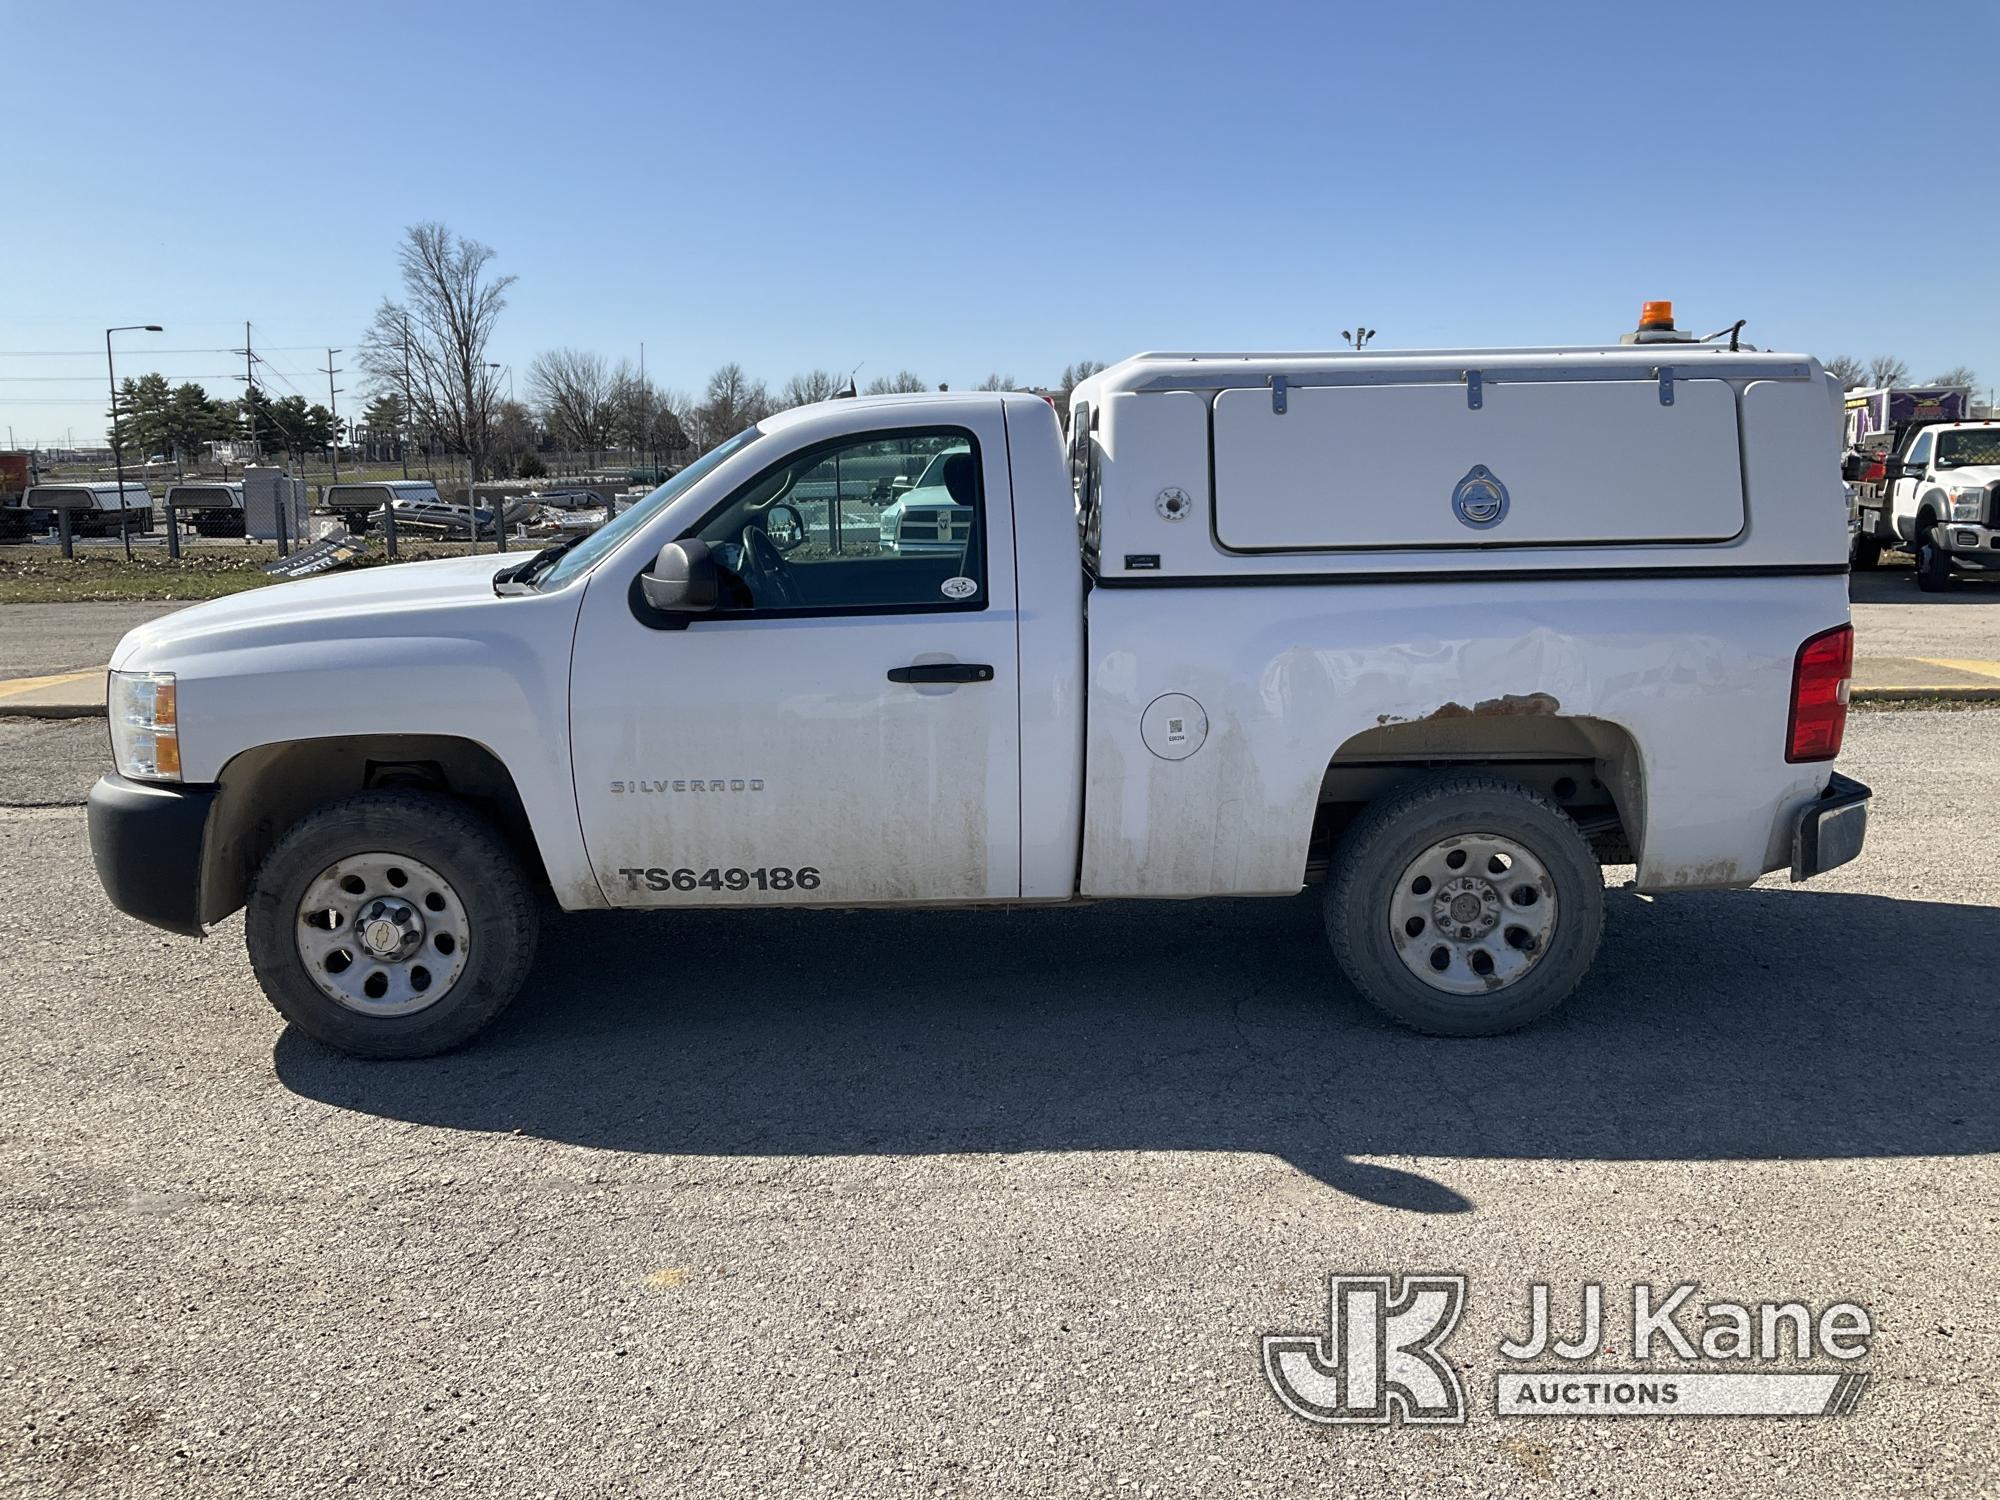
{"left": 0, "top": 708, "right": 1994, "bottom": 1498}
{"left": 0, "top": 602, "right": 186, "bottom": 677}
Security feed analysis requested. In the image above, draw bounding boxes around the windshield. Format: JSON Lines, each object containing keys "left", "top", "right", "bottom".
{"left": 1937, "top": 429, "right": 2000, "bottom": 469}
{"left": 538, "top": 426, "right": 762, "bottom": 591}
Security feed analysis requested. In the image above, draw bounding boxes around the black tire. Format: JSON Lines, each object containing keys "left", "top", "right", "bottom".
{"left": 1325, "top": 774, "right": 1604, "bottom": 1037}
{"left": 1915, "top": 527, "right": 1954, "bottom": 592}
{"left": 246, "top": 790, "right": 539, "bottom": 1058}
{"left": 1851, "top": 535, "right": 1882, "bottom": 571}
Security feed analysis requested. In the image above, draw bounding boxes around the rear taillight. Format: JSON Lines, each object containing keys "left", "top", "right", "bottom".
{"left": 1787, "top": 624, "right": 1853, "bottom": 763}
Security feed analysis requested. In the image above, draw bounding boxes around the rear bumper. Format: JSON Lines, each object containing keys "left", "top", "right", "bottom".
{"left": 1790, "top": 772, "right": 1870, "bottom": 882}
{"left": 87, "top": 774, "right": 217, "bottom": 937}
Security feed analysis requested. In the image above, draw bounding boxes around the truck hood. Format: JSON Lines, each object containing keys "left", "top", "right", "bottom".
{"left": 110, "top": 552, "right": 520, "bottom": 671}
{"left": 1939, "top": 465, "right": 2000, "bottom": 488}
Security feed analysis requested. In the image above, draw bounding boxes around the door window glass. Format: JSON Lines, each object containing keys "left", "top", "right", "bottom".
{"left": 688, "top": 428, "right": 986, "bottom": 614}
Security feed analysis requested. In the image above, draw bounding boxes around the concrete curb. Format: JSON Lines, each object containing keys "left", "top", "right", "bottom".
{"left": 1852, "top": 685, "right": 2000, "bottom": 704}
{"left": 0, "top": 671, "right": 106, "bottom": 721}
{"left": 0, "top": 702, "right": 108, "bottom": 721}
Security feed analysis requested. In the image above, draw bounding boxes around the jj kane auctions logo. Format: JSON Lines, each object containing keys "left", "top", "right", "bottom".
{"left": 1264, "top": 1275, "right": 1873, "bottom": 1425}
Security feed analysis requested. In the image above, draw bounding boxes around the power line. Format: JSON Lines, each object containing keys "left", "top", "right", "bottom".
{"left": 0, "top": 344, "right": 347, "bottom": 357}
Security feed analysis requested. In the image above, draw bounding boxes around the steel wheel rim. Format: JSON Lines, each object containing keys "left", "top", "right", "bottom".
{"left": 1387, "top": 833, "right": 1558, "bottom": 997}
{"left": 295, "top": 852, "right": 470, "bottom": 1018}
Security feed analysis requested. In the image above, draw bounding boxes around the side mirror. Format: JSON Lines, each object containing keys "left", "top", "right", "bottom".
{"left": 641, "top": 538, "right": 719, "bottom": 613}
{"left": 766, "top": 501, "right": 807, "bottom": 552}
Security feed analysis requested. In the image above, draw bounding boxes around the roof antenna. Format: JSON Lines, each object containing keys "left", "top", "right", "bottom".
{"left": 836, "top": 361, "right": 863, "bottom": 400}
{"left": 1700, "top": 319, "right": 1748, "bottom": 352}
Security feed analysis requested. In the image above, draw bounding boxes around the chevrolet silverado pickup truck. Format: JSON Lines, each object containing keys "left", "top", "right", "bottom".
{"left": 89, "top": 340, "right": 1869, "bottom": 1057}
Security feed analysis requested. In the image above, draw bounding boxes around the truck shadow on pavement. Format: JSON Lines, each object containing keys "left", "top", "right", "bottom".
{"left": 1850, "top": 566, "right": 2000, "bottom": 604}
{"left": 275, "top": 886, "right": 1999, "bottom": 1214}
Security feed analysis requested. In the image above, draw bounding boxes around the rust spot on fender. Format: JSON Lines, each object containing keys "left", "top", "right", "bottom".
{"left": 1378, "top": 693, "right": 1558, "bottom": 727}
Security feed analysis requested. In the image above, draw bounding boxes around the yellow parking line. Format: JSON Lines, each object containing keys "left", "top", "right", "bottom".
{"left": 0, "top": 671, "right": 97, "bottom": 700}
{"left": 1917, "top": 659, "right": 2000, "bottom": 681}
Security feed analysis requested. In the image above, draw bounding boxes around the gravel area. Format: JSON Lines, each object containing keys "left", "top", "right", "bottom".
{"left": 0, "top": 710, "right": 1993, "bottom": 1497}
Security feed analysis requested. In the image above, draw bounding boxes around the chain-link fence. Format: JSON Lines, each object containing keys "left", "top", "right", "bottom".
{"left": 0, "top": 451, "right": 661, "bottom": 562}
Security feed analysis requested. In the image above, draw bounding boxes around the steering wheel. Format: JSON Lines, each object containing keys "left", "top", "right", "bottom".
{"left": 739, "top": 522, "right": 801, "bottom": 608}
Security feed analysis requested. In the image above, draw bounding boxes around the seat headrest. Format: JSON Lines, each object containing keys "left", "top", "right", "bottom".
{"left": 942, "top": 452, "right": 977, "bottom": 507}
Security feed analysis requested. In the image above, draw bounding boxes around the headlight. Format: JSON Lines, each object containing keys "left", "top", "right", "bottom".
{"left": 1949, "top": 487, "right": 1987, "bottom": 522}
{"left": 109, "top": 670, "right": 180, "bottom": 781}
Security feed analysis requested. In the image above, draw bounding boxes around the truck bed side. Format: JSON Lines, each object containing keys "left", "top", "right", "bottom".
{"left": 1079, "top": 574, "right": 1847, "bottom": 897}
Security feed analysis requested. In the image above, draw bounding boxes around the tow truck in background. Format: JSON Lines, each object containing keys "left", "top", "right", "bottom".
{"left": 1840, "top": 385, "right": 1973, "bottom": 573}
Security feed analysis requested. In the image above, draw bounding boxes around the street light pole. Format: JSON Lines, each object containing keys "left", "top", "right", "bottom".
{"left": 106, "top": 324, "right": 162, "bottom": 562}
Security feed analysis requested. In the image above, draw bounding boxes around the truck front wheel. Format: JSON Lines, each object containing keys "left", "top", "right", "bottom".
{"left": 1325, "top": 775, "right": 1604, "bottom": 1036}
{"left": 246, "top": 790, "right": 539, "bottom": 1058}
{"left": 1915, "top": 526, "right": 1955, "bottom": 592}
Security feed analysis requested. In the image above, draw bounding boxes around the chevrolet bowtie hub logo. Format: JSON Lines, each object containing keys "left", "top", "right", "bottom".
{"left": 1263, "top": 1274, "right": 1468, "bottom": 1426}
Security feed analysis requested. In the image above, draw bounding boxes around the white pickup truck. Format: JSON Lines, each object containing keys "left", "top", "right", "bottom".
{"left": 89, "top": 341, "right": 1869, "bottom": 1057}
{"left": 1876, "top": 422, "right": 2000, "bottom": 590}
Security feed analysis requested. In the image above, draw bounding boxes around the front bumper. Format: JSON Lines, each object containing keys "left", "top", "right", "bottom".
{"left": 1939, "top": 522, "right": 2000, "bottom": 568}
{"left": 87, "top": 774, "right": 217, "bottom": 937}
{"left": 1790, "top": 772, "right": 1870, "bottom": 882}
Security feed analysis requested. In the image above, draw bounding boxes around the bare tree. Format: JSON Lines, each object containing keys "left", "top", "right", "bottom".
{"left": 527, "top": 347, "right": 614, "bottom": 456}
{"left": 1059, "top": 360, "right": 1107, "bottom": 394}
{"left": 491, "top": 400, "right": 537, "bottom": 476}
{"left": 1930, "top": 365, "right": 1978, "bottom": 389}
{"left": 359, "top": 223, "right": 515, "bottom": 479}
{"left": 696, "top": 363, "right": 773, "bottom": 449}
{"left": 779, "top": 369, "right": 842, "bottom": 408}
{"left": 976, "top": 373, "right": 1018, "bottom": 391}
{"left": 1865, "top": 355, "right": 1909, "bottom": 388}
{"left": 604, "top": 362, "right": 690, "bottom": 466}
{"left": 1820, "top": 355, "right": 1865, "bottom": 389}
{"left": 863, "top": 370, "right": 927, "bottom": 395}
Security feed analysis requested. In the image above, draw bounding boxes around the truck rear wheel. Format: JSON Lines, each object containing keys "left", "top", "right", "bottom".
{"left": 246, "top": 790, "right": 539, "bottom": 1058}
{"left": 1325, "top": 775, "right": 1604, "bottom": 1036}
{"left": 1851, "top": 535, "right": 1882, "bottom": 571}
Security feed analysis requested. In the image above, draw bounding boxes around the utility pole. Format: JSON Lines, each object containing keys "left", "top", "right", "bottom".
{"left": 105, "top": 324, "right": 162, "bottom": 562}
{"left": 399, "top": 314, "right": 414, "bottom": 480}
{"left": 235, "top": 321, "right": 261, "bottom": 460}
{"left": 320, "top": 348, "right": 343, "bottom": 484}
{"left": 639, "top": 341, "right": 653, "bottom": 478}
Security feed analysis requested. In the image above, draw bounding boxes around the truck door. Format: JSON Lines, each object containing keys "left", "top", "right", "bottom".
{"left": 568, "top": 414, "right": 1022, "bottom": 907}
{"left": 1892, "top": 428, "right": 1936, "bottom": 539}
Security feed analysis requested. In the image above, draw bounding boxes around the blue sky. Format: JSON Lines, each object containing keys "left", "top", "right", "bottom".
{"left": 4, "top": 0, "right": 1994, "bottom": 447}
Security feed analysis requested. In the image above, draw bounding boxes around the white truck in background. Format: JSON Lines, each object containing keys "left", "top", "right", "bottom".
{"left": 1852, "top": 420, "right": 2000, "bottom": 590}
{"left": 89, "top": 328, "right": 1868, "bottom": 1058}
{"left": 1839, "top": 384, "right": 1979, "bottom": 580}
